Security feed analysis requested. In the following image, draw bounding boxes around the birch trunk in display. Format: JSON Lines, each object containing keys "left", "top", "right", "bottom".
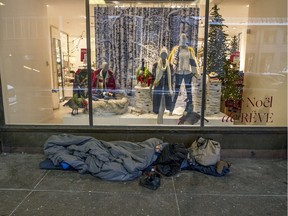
{"left": 192, "top": 77, "right": 222, "bottom": 115}
{"left": 134, "top": 86, "right": 153, "bottom": 114}
{"left": 192, "top": 77, "right": 203, "bottom": 114}
{"left": 206, "top": 81, "right": 222, "bottom": 115}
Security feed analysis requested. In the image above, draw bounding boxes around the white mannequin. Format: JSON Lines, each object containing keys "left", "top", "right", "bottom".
{"left": 168, "top": 33, "right": 198, "bottom": 112}
{"left": 151, "top": 47, "right": 173, "bottom": 124}
{"left": 97, "top": 62, "right": 109, "bottom": 90}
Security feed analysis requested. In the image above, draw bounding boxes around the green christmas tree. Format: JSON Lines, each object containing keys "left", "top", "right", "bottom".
{"left": 207, "top": 5, "right": 229, "bottom": 78}
{"left": 222, "top": 59, "right": 243, "bottom": 113}
{"left": 229, "top": 35, "right": 239, "bottom": 56}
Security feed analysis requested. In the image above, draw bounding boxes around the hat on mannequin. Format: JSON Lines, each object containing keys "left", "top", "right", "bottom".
{"left": 160, "top": 47, "right": 168, "bottom": 60}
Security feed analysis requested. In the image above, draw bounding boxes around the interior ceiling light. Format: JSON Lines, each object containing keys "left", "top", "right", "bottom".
{"left": 0, "top": 2, "right": 5, "bottom": 6}
{"left": 89, "top": 0, "right": 106, "bottom": 4}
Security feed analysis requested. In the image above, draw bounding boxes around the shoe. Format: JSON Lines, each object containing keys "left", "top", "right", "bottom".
{"left": 216, "top": 160, "right": 231, "bottom": 174}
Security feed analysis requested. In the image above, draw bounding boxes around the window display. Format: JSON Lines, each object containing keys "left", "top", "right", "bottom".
{"left": 86, "top": 4, "right": 201, "bottom": 126}
{"left": 94, "top": 6, "right": 199, "bottom": 92}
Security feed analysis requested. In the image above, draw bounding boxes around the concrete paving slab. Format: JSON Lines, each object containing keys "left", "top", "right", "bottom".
{"left": 0, "top": 190, "right": 30, "bottom": 216}
{"left": 0, "top": 154, "right": 45, "bottom": 189}
{"left": 35, "top": 170, "right": 175, "bottom": 193}
{"left": 10, "top": 191, "right": 179, "bottom": 216}
{"left": 177, "top": 194, "right": 287, "bottom": 216}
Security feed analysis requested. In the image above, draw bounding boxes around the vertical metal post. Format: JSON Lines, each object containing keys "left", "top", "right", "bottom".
{"left": 85, "top": 0, "right": 93, "bottom": 126}
{"left": 0, "top": 75, "right": 5, "bottom": 126}
{"left": 200, "top": 0, "right": 210, "bottom": 127}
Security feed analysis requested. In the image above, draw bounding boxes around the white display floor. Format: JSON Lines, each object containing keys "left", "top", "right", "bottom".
{"left": 63, "top": 107, "right": 232, "bottom": 126}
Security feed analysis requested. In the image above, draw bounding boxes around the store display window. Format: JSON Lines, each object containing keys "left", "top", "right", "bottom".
{"left": 0, "top": 0, "right": 286, "bottom": 127}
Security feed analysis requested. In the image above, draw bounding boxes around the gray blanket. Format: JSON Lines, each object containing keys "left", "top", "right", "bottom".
{"left": 44, "top": 134, "right": 166, "bottom": 181}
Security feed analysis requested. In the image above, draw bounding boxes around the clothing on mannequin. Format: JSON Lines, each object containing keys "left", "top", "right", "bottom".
{"left": 92, "top": 62, "right": 116, "bottom": 100}
{"left": 73, "top": 68, "right": 88, "bottom": 98}
{"left": 150, "top": 47, "right": 173, "bottom": 124}
{"left": 168, "top": 33, "right": 199, "bottom": 113}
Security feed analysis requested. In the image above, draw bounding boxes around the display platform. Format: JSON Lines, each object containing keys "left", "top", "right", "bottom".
{"left": 63, "top": 107, "right": 232, "bottom": 126}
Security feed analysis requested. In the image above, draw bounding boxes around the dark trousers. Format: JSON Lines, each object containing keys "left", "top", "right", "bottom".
{"left": 172, "top": 73, "right": 193, "bottom": 111}
{"left": 181, "top": 159, "right": 230, "bottom": 177}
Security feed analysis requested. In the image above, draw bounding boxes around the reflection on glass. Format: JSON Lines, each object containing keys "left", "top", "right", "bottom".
{"left": 7, "top": 85, "right": 16, "bottom": 106}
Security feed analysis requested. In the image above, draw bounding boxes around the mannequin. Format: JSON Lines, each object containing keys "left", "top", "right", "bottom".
{"left": 92, "top": 62, "right": 116, "bottom": 99}
{"left": 73, "top": 68, "right": 88, "bottom": 98}
{"left": 150, "top": 47, "right": 173, "bottom": 124}
{"left": 168, "top": 33, "right": 198, "bottom": 112}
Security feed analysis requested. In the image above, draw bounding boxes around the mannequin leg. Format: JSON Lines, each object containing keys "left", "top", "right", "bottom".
{"left": 171, "top": 74, "right": 182, "bottom": 112}
{"left": 184, "top": 73, "right": 193, "bottom": 111}
{"left": 157, "top": 94, "right": 165, "bottom": 124}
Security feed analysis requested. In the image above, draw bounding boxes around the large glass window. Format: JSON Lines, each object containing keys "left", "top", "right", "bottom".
{"left": 0, "top": 0, "right": 287, "bottom": 127}
{"left": 204, "top": 0, "right": 287, "bottom": 127}
{"left": 0, "top": 0, "right": 88, "bottom": 125}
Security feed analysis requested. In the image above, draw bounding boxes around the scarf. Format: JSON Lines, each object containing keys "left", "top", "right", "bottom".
{"left": 154, "top": 58, "right": 172, "bottom": 93}
{"left": 96, "top": 69, "right": 109, "bottom": 90}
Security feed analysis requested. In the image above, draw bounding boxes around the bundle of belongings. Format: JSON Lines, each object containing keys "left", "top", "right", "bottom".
{"left": 40, "top": 134, "right": 231, "bottom": 190}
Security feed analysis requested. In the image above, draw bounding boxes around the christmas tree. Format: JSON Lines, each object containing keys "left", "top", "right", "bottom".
{"left": 229, "top": 35, "right": 239, "bottom": 56}
{"left": 222, "top": 59, "right": 243, "bottom": 113}
{"left": 207, "top": 5, "right": 229, "bottom": 78}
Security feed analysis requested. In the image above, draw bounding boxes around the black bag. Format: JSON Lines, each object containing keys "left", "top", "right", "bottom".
{"left": 154, "top": 143, "right": 188, "bottom": 176}
{"left": 139, "top": 171, "right": 161, "bottom": 190}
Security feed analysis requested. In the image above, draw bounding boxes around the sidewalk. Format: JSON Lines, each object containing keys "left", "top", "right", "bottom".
{"left": 0, "top": 153, "right": 287, "bottom": 216}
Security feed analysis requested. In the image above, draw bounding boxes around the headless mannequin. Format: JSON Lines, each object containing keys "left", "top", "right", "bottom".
{"left": 168, "top": 33, "right": 198, "bottom": 113}
{"left": 92, "top": 62, "right": 116, "bottom": 100}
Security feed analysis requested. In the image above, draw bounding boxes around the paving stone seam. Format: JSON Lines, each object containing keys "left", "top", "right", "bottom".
{"left": 31, "top": 170, "right": 48, "bottom": 187}
{"left": 172, "top": 177, "right": 182, "bottom": 216}
{"left": 8, "top": 171, "right": 50, "bottom": 216}
{"left": 0, "top": 188, "right": 175, "bottom": 195}
{"left": 172, "top": 193, "right": 287, "bottom": 197}
{"left": 0, "top": 188, "right": 31, "bottom": 191}
{"left": 0, "top": 188, "right": 286, "bottom": 197}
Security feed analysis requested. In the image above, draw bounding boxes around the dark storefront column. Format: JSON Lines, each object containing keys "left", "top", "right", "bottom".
{"left": 0, "top": 76, "right": 4, "bottom": 126}
{"left": 0, "top": 76, "right": 5, "bottom": 153}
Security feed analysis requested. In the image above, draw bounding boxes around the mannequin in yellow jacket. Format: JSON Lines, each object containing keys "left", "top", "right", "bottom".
{"left": 168, "top": 33, "right": 198, "bottom": 113}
